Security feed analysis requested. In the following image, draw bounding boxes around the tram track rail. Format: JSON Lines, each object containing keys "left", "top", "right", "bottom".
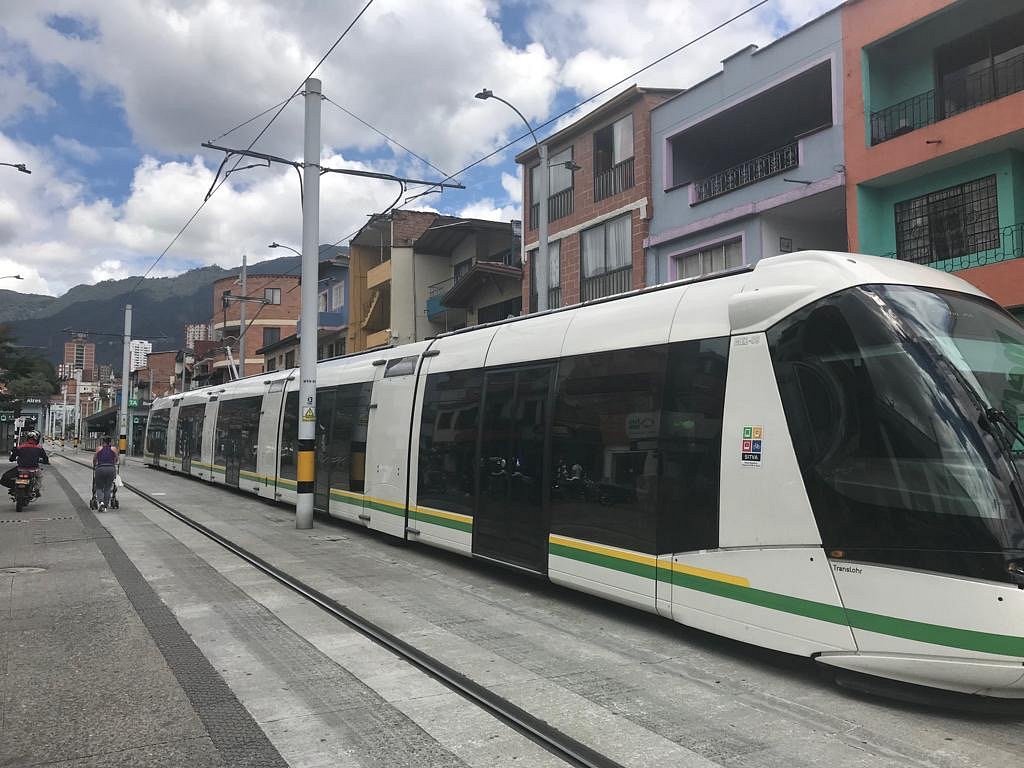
{"left": 58, "top": 453, "right": 628, "bottom": 768}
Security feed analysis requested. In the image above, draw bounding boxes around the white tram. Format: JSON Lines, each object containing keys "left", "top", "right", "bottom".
{"left": 146, "top": 252, "right": 1024, "bottom": 698}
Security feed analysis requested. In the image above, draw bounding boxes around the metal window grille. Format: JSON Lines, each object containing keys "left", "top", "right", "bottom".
{"left": 894, "top": 175, "right": 1000, "bottom": 265}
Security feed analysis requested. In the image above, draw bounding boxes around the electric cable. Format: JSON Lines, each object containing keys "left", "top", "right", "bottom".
{"left": 208, "top": 97, "right": 296, "bottom": 143}
{"left": 322, "top": 96, "right": 449, "bottom": 178}
{"left": 128, "top": 0, "right": 378, "bottom": 295}
{"left": 409, "top": 0, "right": 771, "bottom": 201}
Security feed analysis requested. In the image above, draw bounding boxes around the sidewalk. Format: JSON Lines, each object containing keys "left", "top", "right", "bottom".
{"left": 0, "top": 456, "right": 286, "bottom": 768}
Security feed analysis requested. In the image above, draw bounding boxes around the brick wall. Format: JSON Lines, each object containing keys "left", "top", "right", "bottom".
{"left": 520, "top": 90, "right": 672, "bottom": 308}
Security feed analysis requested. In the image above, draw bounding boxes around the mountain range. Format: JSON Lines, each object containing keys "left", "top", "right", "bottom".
{"left": 1, "top": 251, "right": 343, "bottom": 371}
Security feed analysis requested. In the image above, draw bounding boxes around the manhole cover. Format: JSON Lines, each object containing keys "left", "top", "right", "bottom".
{"left": 0, "top": 566, "right": 46, "bottom": 575}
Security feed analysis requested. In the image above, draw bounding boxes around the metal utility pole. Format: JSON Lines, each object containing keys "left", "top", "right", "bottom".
{"left": 61, "top": 385, "right": 68, "bottom": 443}
{"left": 296, "top": 77, "right": 321, "bottom": 530}
{"left": 118, "top": 304, "right": 132, "bottom": 466}
{"left": 536, "top": 143, "right": 550, "bottom": 311}
{"left": 238, "top": 254, "right": 247, "bottom": 376}
{"left": 73, "top": 369, "right": 81, "bottom": 447}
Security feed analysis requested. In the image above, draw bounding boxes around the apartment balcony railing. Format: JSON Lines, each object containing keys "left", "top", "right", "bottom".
{"left": 692, "top": 142, "right": 799, "bottom": 204}
{"left": 870, "top": 51, "right": 1024, "bottom": 145}
{"left": 581, "top": 266, "right": 632, "bottom": 302}
{"left": 528, "top": 287, "right": 562, "bottom": 313}
{"left": 594, "top": 157, "right": 635, "bottom": 202}
{"left": 885, "top": 220, "right": 1024, "bottom": 271}
{"left": 528, "top": 187, "right": 575, "bottom": 229}
{"left": 426, "top": 278, "right": 453, "bottom": 319}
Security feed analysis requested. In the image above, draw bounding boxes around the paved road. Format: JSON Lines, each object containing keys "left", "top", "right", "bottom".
{"left": 42, "top": 453, "right": 1024, "bottom": 767}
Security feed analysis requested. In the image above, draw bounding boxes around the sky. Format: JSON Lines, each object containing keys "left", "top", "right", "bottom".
{"left": 0, "top": 0, "right": 842, "bottom": 296}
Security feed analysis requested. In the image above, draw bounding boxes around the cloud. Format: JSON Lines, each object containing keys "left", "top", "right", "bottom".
{"left": 0, "top": 0, "right": 845, "bottom": 299}
{"left": 53, "top": 134, "right": 101, "bottom": 164}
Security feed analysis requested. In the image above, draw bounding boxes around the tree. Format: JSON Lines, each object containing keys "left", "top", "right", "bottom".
{"left": 5, "top": 374, "right": 55, "bottom": 400}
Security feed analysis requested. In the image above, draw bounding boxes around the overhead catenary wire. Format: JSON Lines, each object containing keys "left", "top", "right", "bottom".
{"left": 208, "top": 96, "right": 297, "bottom": 144}
{"left": 128, "top": 0, "right": 379, "bottom": 296}
{"left": 321, "top": 96, "right": 450, "bottom": 179}
{"left": 408, "top": 0, "right": 772, "bottom": 202}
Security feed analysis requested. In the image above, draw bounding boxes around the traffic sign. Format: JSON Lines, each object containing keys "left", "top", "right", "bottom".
{"left": 128, "top": 399, "right": 139, "bottom": 408}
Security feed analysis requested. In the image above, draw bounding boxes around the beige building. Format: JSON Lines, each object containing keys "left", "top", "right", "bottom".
{"left": 348, "top": 210, "right": 522, "bottom": 353}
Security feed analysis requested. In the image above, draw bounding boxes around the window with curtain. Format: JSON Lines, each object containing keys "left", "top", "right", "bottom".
{"left": 549, "top": 148, "right": 573, "bottom": 193}
{"left": 582, "top": 215, "right": 631, "bottom": 277}
{"left": 331, "top": 282, "right": 345, "bottom": 308}
{"left": 548, "top": 239, "right": 561, "bottom": 288}
{"left": 594, "top": 114, "right": 634, "bottom": 173}
{"left": 675, "top": 239, "right": 743, "bottom": 279}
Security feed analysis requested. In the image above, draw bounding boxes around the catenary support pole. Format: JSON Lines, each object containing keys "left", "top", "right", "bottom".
{"left": 536, "top": 143, "right": 549, "bottom": 312}
{"left": 118, "top": 304, "right": 132, "bottom": 466}
{"left": 239, "top": 254, "right": 247, "bottom": 375}
{"left": 295, "top": 77, "right": 321, "bottom": 530}
{"left": 61, "top": 385, "right": 68, "bottom": 443}
{"left": 73, "top": 369, "right": 81, "bottom": 447}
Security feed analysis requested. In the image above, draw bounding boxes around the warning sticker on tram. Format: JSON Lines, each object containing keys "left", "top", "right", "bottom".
{"left": 302, "top": 407, "right": 315, "bottom": 422}
{"left": 741, "top": 425, "right": 763, "bottom": 466}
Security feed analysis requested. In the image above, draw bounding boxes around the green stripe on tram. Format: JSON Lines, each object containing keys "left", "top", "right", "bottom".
{"left": 409, "top": 508, "right": 473, "bottom": 533}
{"left": 550, "top": 540, "right": 1024, "bottom": 658}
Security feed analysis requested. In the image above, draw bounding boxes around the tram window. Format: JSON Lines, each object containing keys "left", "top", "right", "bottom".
{"left": 146, "top": 409, "right": 169, "bottom": 454}
{"left": 214, "top": 396, "right": 261, "bottom": 472}
{"left": 769, "top": 286, "right": 1024, "bottom": 562}
{"left": 322, "top": 382, "right": 373, "bottom": 492}
{"left": 176, "top": 404, "right": 205, "bottom": 459}
{"left": 658, "top": 338, "right": 729, "bottom": 552}
{"left": 385, "top": 356, "right": 419, "bottom": 377}
{"left": 550, "top": 346, "right": 667, "bottom": 553}
{"left": 280, "top": 391, "right": 298, "bottom": 480}
{"left": 417, "top": 369, "right": 483, "bottom": 516}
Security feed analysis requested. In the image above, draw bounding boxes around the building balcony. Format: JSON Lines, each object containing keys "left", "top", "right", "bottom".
{"left": 594, "top": 157, "right": 635, "bottom": 202}
{"left": 439, "top": 260, "right": 522, "bottom": 310}
{"left": 691, "top": 143, "right": 799, "bottom": 204}
{"left": 528, "top": 187, "right": 574, "bottom": 230}
{"left": 426, "top": 278, "right": 453, "bottom": 320}
{"left": 581, "top": 266, "right": 632, "bottom": 302}
{"left": 365, "top": 328, "right": 391, "bottom": 348}
{"left": 528, "top": 286, "right": 561, "bottom": 313}
{"left": 366, "top": 259, "right": 392, "bottom": 290}
{"left": 883, "top": 220, "right": 1024, "bottom": 272}
{"left": 296, "top": 310, "right": 346, "bottom": 336}
{"left": 870, "top": 52, "right": 1024, "bottom": 146}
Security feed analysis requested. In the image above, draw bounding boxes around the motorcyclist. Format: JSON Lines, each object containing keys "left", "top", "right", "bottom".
{"left": 7, "top": 431, "right": 49, "bottom": 498}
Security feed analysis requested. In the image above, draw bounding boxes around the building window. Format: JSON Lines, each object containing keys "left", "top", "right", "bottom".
{"left": 937, "top": 11, "right": 1024, "bottom": 120}
{"left": 266, "top": 358, "right": 277, "bottom": 372}
{"left": 477, "top": 297, "right": 523, "bottom": 324}
{"left": 318, "top": 292, "right": 327, "bottom": 312}
{"left": 284, "top": 350, "right": 295, "bottom": 368}
{"left": 593, "top": 114, "right": 635, "bottom": 201}
{"left": 529, "top": 240, "right": 561, "bottom": 311}
{"left": 264, "top": 287, "right": 282, "bottom": 305}
{"left": 529, "top": 147, "right": 575, "bottom": 227}
{"left": 331, "top": 282, "right": 345, "bottom": 308}
{"left": 582, "top": 215, "right": 631, "bottom": 277}
{"left": 594, "top": 114, "right": 634, "bottom": 172}
{"left": 894, "top": 175, "right": 999, "bottom": 265}
{"left": 674, "top": 239, "right": 743, "bottom": 280}
{"left": 262, "top": 327, "right": 280, "bottom": 347}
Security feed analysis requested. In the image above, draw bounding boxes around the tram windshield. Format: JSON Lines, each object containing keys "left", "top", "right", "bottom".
{"left": 769, "top": 285, "right": 1024, "bottom": 579}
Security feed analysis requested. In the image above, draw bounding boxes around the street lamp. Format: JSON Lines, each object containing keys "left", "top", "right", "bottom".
{"left": 268, "top": 241, "right": 301, "bottom": 257}
{"left": 475, "top": 89, "right": 577, "bottom": 313}
{"left": 0, "top": 163, "right": 31, "bottom": 174}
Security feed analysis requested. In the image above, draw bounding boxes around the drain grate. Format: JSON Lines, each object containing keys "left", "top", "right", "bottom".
{"left": 0, "top": 566, "right": 47, "bottom": 574}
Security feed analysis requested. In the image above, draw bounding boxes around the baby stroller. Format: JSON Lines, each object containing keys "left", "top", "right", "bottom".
{"left": 89, "top": 469, "right": 120, "bottom": 510}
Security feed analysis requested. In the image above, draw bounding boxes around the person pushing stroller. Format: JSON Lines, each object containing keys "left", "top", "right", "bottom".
{"left": 92, "top": 436, "right": 118, "bottom": 512}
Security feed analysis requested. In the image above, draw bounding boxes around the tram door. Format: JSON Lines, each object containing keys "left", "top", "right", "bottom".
{"left": 474, "top": 365, "right": 553, "bottom": 573}
{"left": 313, "top": 388, "right": 336, "bottom": 513}
{"left": 179, "top": 421, "right": 193, "bottom": 474}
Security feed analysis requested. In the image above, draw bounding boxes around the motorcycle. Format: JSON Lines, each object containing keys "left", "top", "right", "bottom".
{"left": 11, "top": 468, "right": 41, "bottom": 512}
